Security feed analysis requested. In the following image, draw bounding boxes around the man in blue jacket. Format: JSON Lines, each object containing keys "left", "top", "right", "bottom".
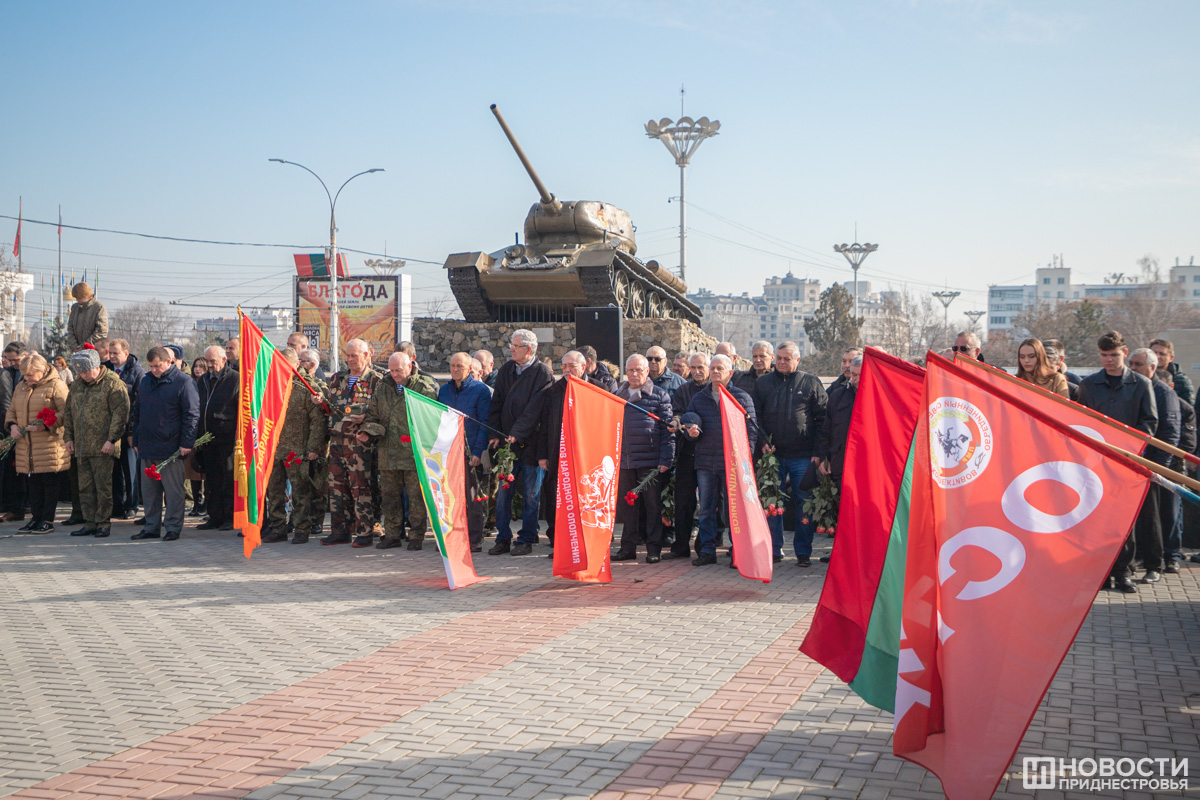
{"left": 684, "top": 354, "right": 757, "bottom": 566}
{"left": 106, "top": 338, "right": 144, "bottom": 519}
{"left": 131, "top": 346, "right": 199, "bottom": 542}
{"left": 439, "top": 352, "right": 491, "bottom": 552}
{"left": 613, "top": 354, "right": 675, "bottom": 563}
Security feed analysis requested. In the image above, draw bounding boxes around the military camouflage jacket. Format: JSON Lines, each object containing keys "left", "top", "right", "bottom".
{"left": 323, "top": 365, "right": 385, "bottom": 439}
{"left": 63, "top": 366, "right": 130, "bottom": 457}
{"left": 276, "top": 374, "right": 329, "bottom": 461}
{"left": 362, "top": 371, "right": 439, "bottom": 471}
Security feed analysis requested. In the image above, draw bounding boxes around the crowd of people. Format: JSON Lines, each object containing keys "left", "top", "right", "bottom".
{"left": 3, "top": 291, "right": 1196, "bottom": 590}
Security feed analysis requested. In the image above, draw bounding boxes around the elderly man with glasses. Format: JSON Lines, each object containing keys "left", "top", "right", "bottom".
{"left": 952, "top": 331, "right": 982, "bottom": 361}
{"left": 646, "top": 345, "right": 684, "bottom": 395}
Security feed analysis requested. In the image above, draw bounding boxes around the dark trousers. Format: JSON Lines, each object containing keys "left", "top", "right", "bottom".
{"left": 27, "top": 472, "right": 62, "bottom": 524}
{"left": 618, "top": 467, "right": 663, "bottom": 557}
{"left": 542, "top": 459, "right": 558, "bottom": 545}
{"left": 1160, "top": 485, "right": 1183, "bottom": 563}
{"left": 68, "top": 456, "right": 82, "bottom": 517}
{"left": 671, "top": 451, "right": 698, "bottom": 557}
{"left": 1114, "top": 482, "right": 1163, "bottom": 576}
{"left": 2, "top": 457, "right": 26, "bottom": 517}
{"left": 466, "top": 461, "right": 485, "bottom": 546}
{"left": 201, "top": 439, "right": 235, "bottom": 526}
{"left": 113, "top": 445, "right": 140, "bottom": 514}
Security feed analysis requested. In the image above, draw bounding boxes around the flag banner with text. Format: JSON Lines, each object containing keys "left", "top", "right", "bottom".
{"left": 718, "top": 383, "right": 773, "bottom": 583}
{"left": 955, "top": 355, "right": 1148, "bottom": 457}
{"left": 553, "top": 376, "right": 624, "bottom": 583}
{"left": 406, "top": 391, "right": 487, "bottom": 591}
{"left": 894, "top": 353, "right": 1151, "bottom": 800}
{"left": 234, "top": 315, "right": 295, "bottom": 557}
{"left": 800, "top": 347, "right": 925, "bottom": 701}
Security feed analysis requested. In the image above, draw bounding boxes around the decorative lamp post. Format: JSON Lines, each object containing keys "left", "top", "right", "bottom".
{"left": 645, "top": 112, "right": 720, "bottom": 282}
{"left": 269, "top": 159, "right": 383, "bottom": 373}
{"left": 833, "top": 242, "right": 879, "bottom": 321}
{"left": 932, "top": 290, "right": 961, "bottom": 349}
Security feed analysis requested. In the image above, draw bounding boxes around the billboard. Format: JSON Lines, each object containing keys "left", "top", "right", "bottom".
{"left": 295, "top": 275, "right": 406, "bottom": 366}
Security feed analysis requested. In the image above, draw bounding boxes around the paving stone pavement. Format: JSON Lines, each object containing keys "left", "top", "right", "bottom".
{"left": 1, "top": 515, "right": 1197, "bottom": 799}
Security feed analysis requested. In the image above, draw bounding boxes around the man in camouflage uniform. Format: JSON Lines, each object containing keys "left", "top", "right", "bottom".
{"left": 316, "top": 338, "right": 385, "bottom": 547}
{"left": 299, "top": 348, "right": 329, "bottom": 534}
{"left": 62, "top": 348, "right": 130, "bottom": 539}
{"left": 263, "top": 348, "right": 329, "bottom": 544}
{"left": 359, "top": 351, "right": 438, "bottom": 550}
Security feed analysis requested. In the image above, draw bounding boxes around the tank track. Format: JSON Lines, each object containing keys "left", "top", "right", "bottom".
{"left": 579, "top": 261, "right": 701, "bottom": 324}
{"left": 448, "top": 267, "right": 493, "bottom": 322}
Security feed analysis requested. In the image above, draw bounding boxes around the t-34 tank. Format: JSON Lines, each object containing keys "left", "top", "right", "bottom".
{"left": 445, "top": 105, "right": 701, "bottom": 324}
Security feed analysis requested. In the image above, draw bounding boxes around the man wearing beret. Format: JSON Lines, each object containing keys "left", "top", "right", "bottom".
{"left": 63, "top": 349, "right": 130, "bottom": 539}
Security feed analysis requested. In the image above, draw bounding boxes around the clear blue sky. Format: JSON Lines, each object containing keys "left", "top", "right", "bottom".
{"left": 3, "top": 0, "right": 1197, "bottom": 328}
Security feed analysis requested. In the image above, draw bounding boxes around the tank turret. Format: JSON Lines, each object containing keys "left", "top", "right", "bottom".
{"left": 444, "top": 105, "right": 700, "bottom": 324}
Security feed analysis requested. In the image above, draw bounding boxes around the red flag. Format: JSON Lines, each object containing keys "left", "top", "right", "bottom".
{"left": 553, "top": 375, "right": 625, "bottom": 583}
{"left": 12, "top": 206, "right": 20, "bottom": 260}
{"left": 894, "top": 353, "right": 1151, "bottom": 800}
{"left": 801, "top": 347, "right": 924, "bottom": 682}
{"left": 718, "top": 383, "right": 772, "bottom": 583}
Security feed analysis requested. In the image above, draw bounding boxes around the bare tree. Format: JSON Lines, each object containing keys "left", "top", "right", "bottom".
{"left": 109, "top": 299, "right": 185, "bottom": 361}
{"left": 868, "top": 293, "right": 915, "bottom": 359}
{"left": 1103, "top": 255, "right": 1200, "bottom": 348}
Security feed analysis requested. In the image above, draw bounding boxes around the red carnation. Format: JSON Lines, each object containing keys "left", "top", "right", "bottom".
{"left": 828, "top": 526, "right": 836, "bottom": 535}
{"left": 36, "top": 407, "right": 58, "bottom": 428}
{"left": 816, "top": 526, "right": 826, "bottom": 534}
{"left": 501, "top": 482, "right": 511, "bottom": 490}
{"left": 82, "top": 342, "right": 96, "bottom": 350}
{"left": 401, "top": 435, "right": 411, "bottom": 443}
{"left": 506, "top": 473, "right": 515, "bottom": 482}
{"left": 143, "top": 465, "right": 162, "bottom": 481}
{"left": 801, "top": 517, "right": 810, "bottom": 525}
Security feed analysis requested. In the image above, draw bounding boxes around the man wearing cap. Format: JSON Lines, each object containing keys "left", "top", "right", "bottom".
{"left": 65, "top": 282, "right": 109, "bottom": 352}
{"left": 63, "top": 349, "right": 130, "bottom": 539}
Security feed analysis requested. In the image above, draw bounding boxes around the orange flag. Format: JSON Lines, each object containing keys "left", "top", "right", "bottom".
{"left": 895, "top": 353, "right": 1151, "bottom": 800}
{"left": 718, "top": 383, "right": 772, "bottom": 583}
{"left": 553, "top": 376, "right": 625, "bottom": 583}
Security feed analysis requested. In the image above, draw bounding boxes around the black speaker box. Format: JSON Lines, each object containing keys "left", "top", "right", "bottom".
{"left": 574, "top": 307, "right": 623, "bottom": 365}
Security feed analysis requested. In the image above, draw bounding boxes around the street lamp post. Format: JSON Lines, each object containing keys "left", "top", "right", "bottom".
{"left": 645, "top": 112, "right": 720, "bottom": 283}
{"left": 269, "top": 159, "right": 383, "bottom": 373}
{"left": 833, "top": 242, "right": 879, "bottom": 322}
{"left": 964, "top": 309, "right": 985, "bottom": 335}
{"left": 932, "top": 290, "right": 961, "bottom": 349}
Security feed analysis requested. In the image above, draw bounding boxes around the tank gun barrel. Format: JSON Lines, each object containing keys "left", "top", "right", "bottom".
{"left": 490, "top": 104, "right": 559, "bottom": 209}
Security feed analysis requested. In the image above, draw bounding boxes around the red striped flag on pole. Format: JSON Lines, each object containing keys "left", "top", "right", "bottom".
{"left": 12, "top": 199, "right": 21, "bottom": 259}
{"left": 718, "top": 382, "right": 773, "bottom": 583}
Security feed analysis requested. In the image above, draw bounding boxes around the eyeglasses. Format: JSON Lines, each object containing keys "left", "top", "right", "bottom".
{"left": 646, "top": 356, "right": 664, "bottom": 361}
{"left": 951, "top": 346, "right": 974, "bottom": 353}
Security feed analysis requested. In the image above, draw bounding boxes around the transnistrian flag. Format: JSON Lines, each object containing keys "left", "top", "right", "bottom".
{"left": 12, "top": 199, "right": 20, "bottom": 259}
{"left": 718, "top": 382, "right": 772, "bottom": 583}
{"left": 800, "top": 347, "right": 925, "bottom": 710}
{"left": 293, "top": 252, "right": 348, "bottom": 278}
{"left": 554, "top": 375, "right": 625, "bottom": 583}
{"left": 405, "top": 390, "right": 487, "bottom": 591}
{"left": 894, "top": 353, "right": 1151, "bottom": 800}
{"left": 234, "top": 314, "right": 295, "bottom": 557}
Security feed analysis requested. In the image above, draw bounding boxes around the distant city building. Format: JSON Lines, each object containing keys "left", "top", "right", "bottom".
{"left": 987, "top": 256, "right": 1199, "bottom": 335}
{"left": 195, "top": 307, "right": 293, "bottom": 347}
{"left": 0, "top": 269, "right": 36, "bottom": 347}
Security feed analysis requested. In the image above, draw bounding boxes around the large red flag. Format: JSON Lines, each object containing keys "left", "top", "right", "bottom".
{"left": 800, "top": 347, "right": 924, "bottom": 682}
{"left": 956, "top": 356, "right": 1147, "bottom": 456}
{"left": 894, "top": 353, "right": 1151, "bottom": 800}
{"left": 718, "top": 383, "right": 772, "bottom": 583}
{"left": 12, "top": 201, "right": 20, "bottom": 260}
{"left": 553, "top": 376, "right": 625, "bottom": 583}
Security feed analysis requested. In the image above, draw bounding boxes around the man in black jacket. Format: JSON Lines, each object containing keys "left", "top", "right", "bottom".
{"left": 1077, "top": 331, "right": 1158, "bottom": 593}
{"left": 106, "top": 339, "right": 144, "bottom": 519}
{"left": 1159, "top": 369, "right": 1195, "bottom": 574}
{"left": 537, "top": 351, "right": 587, "bottom": 551}
{"left": 0, "top": 341, "right": 27, "bottom": 521}
{"left": 613, "top": 355, "right": 675, "bottom": 563}
{"left": 755, "top": 341, "right": 827, "bottom": 567}
{"left": 733, "top": 341, "right": 774, "bottom": 396}
{"left": 1129, "top": 350, "right": 1179, "bottom": 585}
{"left": 663, "top": 353, "right": 709, "bottom": 560}
{"left": 1150, "top": 338, "right": 1196, "bottom": 407}
{"left": 487, "top": 329, "right": 554, "bottom": 556}
{"left": 196, "top": 345, "right": 240, "bottom": 531}
{"left": 817, "top": 356, "right": 860, "bottom": 486}
{"left": 579, "top": 346, "right": 618, "bottom": 393}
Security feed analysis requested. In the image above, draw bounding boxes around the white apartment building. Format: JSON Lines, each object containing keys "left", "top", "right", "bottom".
{"left": 194, "top": 307, "right": 294, "bottom": 347}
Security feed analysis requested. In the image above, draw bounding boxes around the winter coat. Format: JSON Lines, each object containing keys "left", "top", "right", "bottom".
{"left": 6, "top": 372, "right": 70, "bottom": 474}
{"left": 817, "top": 382, "right": 856, "bottom": 481}
{"left": 753, "top": 370, "right": 827, "bottom": 459}
{"left": 1022, "top": 370, "right": 1070, "bottom": 398}
{"left": 1146, "top": 377, "right": 1181, "bottom": 467}
{"left": 362, "top": 372, "right": 439, "bottom": 471}
{"left": 686, "top": 383, "right": 757, "bottom": 473}
{"left": 488, "top": 357, "right": 554, "bottom": 466}
{"left": 536, "top": 378, "right": 569, "bottom": 465}
{"left": 65, "top": 297, "right": 109, "bottom": 351}
{"left": 671, "top": 379, "right": 708, "bottom": 458}
{"left": 0, "top": 365, "right": 17, "bottom": 420}
{"left": 108, "top": 354, "right": 145, "bottom": 437}
{"left": 63, "top": 366, "right": 130, "bottom": 458}
{"left": 1076, "top": 367, "right": 1157, "bottom": 436}
{"left": 198, "top": 365, "right": 240, "bottom": 441}
{"left": 1175, "top": 396, "right": 1196, "bottom": 466}
{"left": 652, "top": 370, "right": 685, "bottom": 396}
{"left": 731, "top": 369, "right": 765, "bottom": 398}
{"left": 275, "top": 375, "right": 329, "bottom": 461}
{"left": 615, "top": 382, "right": 675, "bottom": 470}
{"left": 439, "top": 375, "right": 491, "bottom": 458}
{"left": 323, "top": 366, "right": 385, "bottom": 439}
{"left": 131, "top": 365, "right": 200, "bottom": 461}
{"left": 588, "top": 362, "right": 618, "bottom": 393}
{"left": 1167, "top": 362, "right": 1196, "bottom": 407}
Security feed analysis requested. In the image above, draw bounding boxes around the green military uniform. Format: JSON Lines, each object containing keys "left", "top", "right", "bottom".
{"left": 264, "top": 374, "right": 329, "bottom": 543}
{"left": 62, "top": 366, "right": 130, "bottom": 535}
{"left": 362, "top": 370, "right": 439, "bottom": 548}
{"left": 300, "top": 368, "right": 330, "bottom": 534}
{"left": 323, "top": 365, "right": 386, "bottom": 545}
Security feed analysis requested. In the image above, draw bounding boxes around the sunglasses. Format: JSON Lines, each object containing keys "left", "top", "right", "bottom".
{"left": 951, "top": 346, "right": 974, "bottom": 353}
{"left": 647, "top": 356, "right": 664, "bottom": 361}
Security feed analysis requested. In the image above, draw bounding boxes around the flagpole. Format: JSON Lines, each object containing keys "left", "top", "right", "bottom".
{"left": 956, "top": 354, "right": 1200, "bottom": 468}
{"left": 1106, "top": 444, "right": 1200, "bottom": 494}
{"left": 57, "top": 205, "right": 62, "bottom": 322}
{"left": 16, "top": 197, "right": 21, "bottom": 273}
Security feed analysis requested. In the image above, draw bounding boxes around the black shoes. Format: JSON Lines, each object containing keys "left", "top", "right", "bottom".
{"left": 70, "top": 528, "right": 96, "bottom": 537}
{"left": 163, "top": 532, "right": 180, "bottom": 541}
{"left": 1164, "top": 560, "right": 1180, "bottom": 574}
{"left": 30, "top": 522, "right": 54, "bottom": 534}
{"left": 196, "top": 520, "right": 220, "bottom": 531}
{"left": 217, "top": 522, "right": 234, "bottom": 532}
{"left": 62, "top": 515, "right": 85, "bottom": 526}
{"left": 321, "top": 534, "right": 350, "bottom": 546}
{"left": 131, "top": 531, "right": 160, "bottom": 540}
{"left": 613, "top": 552, "right": 637, "bottom": 562}
{"left": 797, "top": 556, "right": 811, "bottom": 568}
{"left": 1142, "top": 570, "right": 1162, "bottom": 584}
{"left": 691, "top": 552, "right": 717, "bottom": 566}
{"left": 134, "top": 516, "right": 146, "bottom": 525}
{"left": 291, "top": 534, "right": 309, "bottom": 544}
{"left": 94, "top": 528, "right": 110, "bottom": 538}
{"left": 17, "top": 520, "right": 36, "bottom": 532}
{"left": 406, "top": 541, "right": 423, "bottom": 551}
{"left": 471, "top": 545, "right": 483, "bottom": 553}
{"left": 662, "top": 552, "right": 687, "bottom": 561}
{"left": 510, "top": 542, "right": 533, "bottom": 556}
{"left": 261, "top": 532, "right": 288, "bottom": 544}
{"left": 646, "top": 554, "right": 661, "bottom": 564}
{"left": 351, "top": 535, "right": 374, "bottom": 548}
{"left": 375, "top": 538, "right": 402, "bottom": 550}
{"left": 1112, "top": 575, "right": 1138, "bottom": 593}
{"left": 488, "top": 540, "right": 511, "bottom": 555}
